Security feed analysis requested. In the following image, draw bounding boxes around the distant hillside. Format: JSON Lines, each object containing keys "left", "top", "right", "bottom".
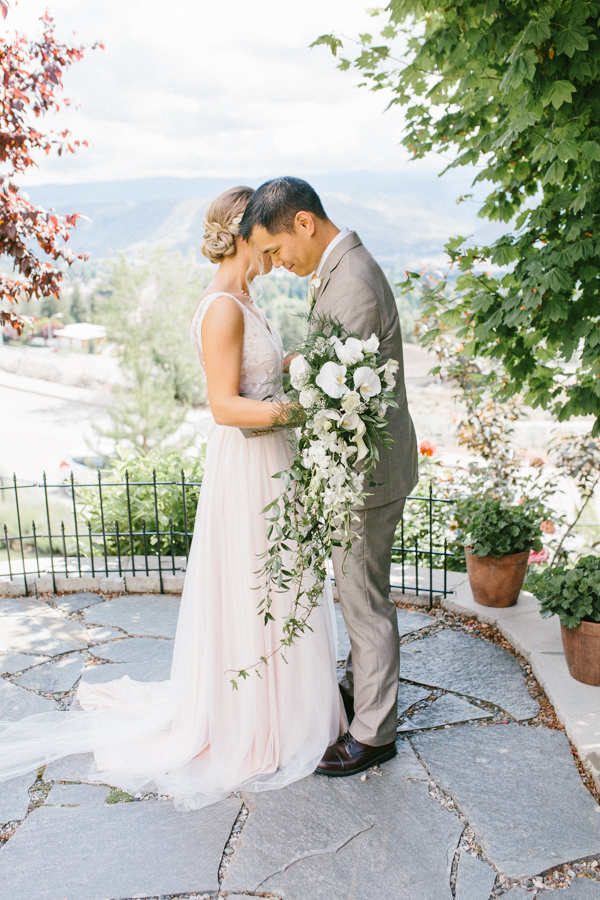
{"left": 27, "top": 170, "right": 505, "bottom": 269}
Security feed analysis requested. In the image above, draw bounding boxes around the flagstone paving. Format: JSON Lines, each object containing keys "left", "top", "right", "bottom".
{"left": 2, "top": 591, "right": 600, "bottom": 900}
{"left": 14, "top": 652, "right": 86, "bottom": 692}
{"left": 0, "top": 652, "right": 49, "bottom": 674}
{"left": 83, "top": 593, "right": 180, "bottom": 637}
{"left": 398, "top": 692, "right": 491, "bottom": 731}
{"left": 400, "top": 628, "right": 540, "bottom": 720}
{"left": 455, "top": 849, "right": 498, "bottom": 900}
{"left": 0, "top": 678, "right": 56, "bottom": 719}
{"left": 0, "top": 798, "right": 242, "bottom": 900}
{"left": 413, "top": 725, "right": 600, "bottom": 879}
{"left": 0, "top": 772, "right": 36, "bottom": 822}
{"left": 45, "top": 782, "right": 111, "bottom": 807}
{"left": 397, "top": 680, "right": 431, "bottom": 715}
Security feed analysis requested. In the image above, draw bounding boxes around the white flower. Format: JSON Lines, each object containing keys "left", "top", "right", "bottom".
{"left": 334, "top": 337, "right": 364, "bottom": 366}
{"left": 362, "top": 334, "right": 380, "bottom": 353}
{"left": 313, "top": 408, "right": 340, "bottom": 435}
{"left": 340, "top": 410, "right": 360, "bottom": 431}
{"left": 289, "top": 354, "right": 312, "bottom": 390}
{"left": 302, "top": 440, "right": 331, "bottom": 471}
{"left": 353, "top": 435, "right": 369, "bottom": 462}
{"left": 308, "top": 276, "right": 322, "bottom": 305}
{"left": 316, "top": 361, "right": 348, "bottom": 399}
{"left": 378, "top": 400, "right": 389, "bottom": 417}
{"left": 341, "top": 390, "right": 362, "bottom": 413}
{"left": 312, "top": 337, "right": 330, "bottom": 354}
{"left": 298, "top": 386, "right": 322, "bottom": 409}
{"left": 319, "top": 431, "right": 340, "bottom": 452}
{"left": 353, "top": 366, "right": 382, "bottom": 400}
{"left": 382, "top": 358, "right": 399, "bottom": 387}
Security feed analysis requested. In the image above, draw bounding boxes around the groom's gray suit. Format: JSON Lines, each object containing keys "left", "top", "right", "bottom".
{"left": 310, "top": 231, "right": 418, "bottom": 746}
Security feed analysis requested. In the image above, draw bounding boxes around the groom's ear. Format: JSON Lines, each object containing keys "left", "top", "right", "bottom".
{"left": 295, "top": 211, "right": 316, "bottom": 236}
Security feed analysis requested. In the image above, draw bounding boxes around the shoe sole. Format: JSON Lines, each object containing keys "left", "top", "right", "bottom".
{"left": 314, "top": 746, "right": 396, "bottom": 778}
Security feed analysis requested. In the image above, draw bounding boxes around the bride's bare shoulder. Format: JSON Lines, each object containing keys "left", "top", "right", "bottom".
{"left": 192, "top": 292, "right": 243, "bottom": 326}
{"left": 198, "top": 294, "right": 244, "bottom": 346}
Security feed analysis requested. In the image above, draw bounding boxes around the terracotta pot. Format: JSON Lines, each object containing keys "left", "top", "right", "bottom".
{"left": 465, "top": 547, "right": 530, "bottom": 608}
{"left": 560, "top": 620, "right": 600, "bottom": 686}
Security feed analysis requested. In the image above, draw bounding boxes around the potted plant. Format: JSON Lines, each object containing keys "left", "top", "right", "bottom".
{"left": 464, "top": 499, "right": 543, "bottom": 608}
{"left": 527, "top": 555, "right": 600, "bottom": 686}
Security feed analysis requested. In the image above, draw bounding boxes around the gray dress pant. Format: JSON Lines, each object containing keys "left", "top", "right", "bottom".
{"left": 331, "top": 497, "right": 405, "bottom": 746}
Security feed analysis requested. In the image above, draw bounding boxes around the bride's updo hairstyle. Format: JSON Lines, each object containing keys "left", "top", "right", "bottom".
{"left": 200, "top": 186, "right": 255, "bottom": 264}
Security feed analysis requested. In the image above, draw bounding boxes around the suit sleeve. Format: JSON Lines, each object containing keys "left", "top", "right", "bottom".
{"left": 316, "top": 276, "right": 383, "bottom": 341}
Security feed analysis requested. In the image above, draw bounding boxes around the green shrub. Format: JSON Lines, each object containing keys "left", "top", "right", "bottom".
{"left": 79, "top": 447, "right": 205, "bottom": 557}
{"left": 526, "top": 555, "right": 600, "bottom": 630}
{"left": 465, "top": 499, "right": 542, "bottom": 559}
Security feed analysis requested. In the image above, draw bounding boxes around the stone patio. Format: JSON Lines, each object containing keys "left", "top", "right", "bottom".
{"left": 1, "top": 590, "right": 600, "bottom": 899}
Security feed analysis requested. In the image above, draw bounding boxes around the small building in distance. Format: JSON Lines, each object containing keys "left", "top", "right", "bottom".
{"left": 56, "top": 323, "right": 107, "bottom": 351}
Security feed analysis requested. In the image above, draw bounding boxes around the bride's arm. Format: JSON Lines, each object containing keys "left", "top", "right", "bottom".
{"left": 201, "top": 295, "right": 296, "bottom": 429}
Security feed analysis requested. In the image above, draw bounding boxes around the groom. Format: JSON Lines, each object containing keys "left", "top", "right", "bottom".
{"left": 240, "top": 177, "right": 418, "bottom": 776}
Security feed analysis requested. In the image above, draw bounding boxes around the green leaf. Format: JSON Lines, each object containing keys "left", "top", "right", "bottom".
{"left": 555, "top": 26, "right": 589, "bottom": 58}
{"left": 500, "top": 49, "right": 537, "bottom": 90}
{"left": 310, "top": 34, "right": 343, "bottom": 56}
{"left": 581, "top": 141, "right": 600, "bottom": 162}
{"left": 571, "top": 189, "right": 588, "bottom": 213}
{"left": 542, "top": 80, "right": 576, "bottom": 109}
{"left": 556, "top": 139, "right": 578, "bottom": 161}
{"left": 543, "top": 158, "right": 567, "bottom": 184}
{"left": 522, "top": 20, "right": 551, "bottom": 45}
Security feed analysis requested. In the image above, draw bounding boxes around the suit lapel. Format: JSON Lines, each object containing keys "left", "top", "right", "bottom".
{"left": 309, "top": 231, "right": 362, "bottom": 322}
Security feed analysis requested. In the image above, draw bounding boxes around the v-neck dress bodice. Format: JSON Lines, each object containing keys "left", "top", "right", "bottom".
{"left": 191, "top": 292, "right": 284, "bottom": 400}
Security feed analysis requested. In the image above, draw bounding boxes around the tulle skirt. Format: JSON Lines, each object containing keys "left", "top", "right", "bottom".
{"left": 0, "top": 425, "right": 345, "bottom": 810}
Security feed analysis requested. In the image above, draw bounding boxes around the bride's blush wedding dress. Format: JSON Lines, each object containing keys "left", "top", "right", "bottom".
{"left": 0, "top": 293, "right": 344, "bottom": 810}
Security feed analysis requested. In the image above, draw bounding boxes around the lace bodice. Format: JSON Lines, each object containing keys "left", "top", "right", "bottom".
{"left": 191, "top": 292, "right": 284, "bottom": 400}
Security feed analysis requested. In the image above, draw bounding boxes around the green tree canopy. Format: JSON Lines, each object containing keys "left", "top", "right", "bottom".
{"left": 314, "top": 0, "right": 600, "bottom": 434}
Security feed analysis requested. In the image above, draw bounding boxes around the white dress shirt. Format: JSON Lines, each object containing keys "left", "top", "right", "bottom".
{"left": 315, "top": 227, "right": 351, "bottom": 277}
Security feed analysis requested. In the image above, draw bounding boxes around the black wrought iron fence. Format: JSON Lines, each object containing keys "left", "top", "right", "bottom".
{"left": 0, "top": 473, "right": 455, "bottom": 606}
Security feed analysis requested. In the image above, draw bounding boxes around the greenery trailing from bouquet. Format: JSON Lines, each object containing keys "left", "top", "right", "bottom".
{"left": 231, "top": 319, "right": 399, "bottom": 687}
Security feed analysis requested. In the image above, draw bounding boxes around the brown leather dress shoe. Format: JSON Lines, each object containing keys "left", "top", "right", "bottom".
{"left": 315, "top": 732, "right": 396, "bottom": 777}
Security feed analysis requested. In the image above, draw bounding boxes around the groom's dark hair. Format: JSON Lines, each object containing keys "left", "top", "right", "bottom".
{"left": 240, "top": 176, "right": 328, "bottom": 239}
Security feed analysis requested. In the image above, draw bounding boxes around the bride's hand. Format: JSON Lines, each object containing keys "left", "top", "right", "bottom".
{"left": 272, "top": 399, "right": 305, "bottom": 429}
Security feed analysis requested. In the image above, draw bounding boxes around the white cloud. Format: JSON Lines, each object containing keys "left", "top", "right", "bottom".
{"left": 7, "top": 0, "right": 433, "bottom": 185}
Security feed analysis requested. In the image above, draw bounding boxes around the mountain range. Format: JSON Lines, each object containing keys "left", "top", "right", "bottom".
{"left": 27, "top": 169, "right": 506, "bottom": 270}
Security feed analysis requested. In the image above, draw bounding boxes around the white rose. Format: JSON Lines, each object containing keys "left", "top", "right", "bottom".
{"left": 315, "top": 361, "right": 348, "bottom": 399}
{"left": 362, "top": 334, "right": 380, "bottom": 353}
{"left": 353, "top": 366, "right": 382, "bottom": 400}
{"left": 340, "top": 390, "right": 361, "bottom": 413}
{"left": 298, "top": 386, "right": 321, "bottom": 409}
{"left": 334, "top": 337, "right": 364, "bottom": 366}
{"left": 289, "top": 354, "right": 311, "bottom": 390}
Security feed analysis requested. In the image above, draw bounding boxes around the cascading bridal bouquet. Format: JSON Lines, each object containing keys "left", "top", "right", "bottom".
{"left": 230, "top": 320, "right": 400, "bottom": 688}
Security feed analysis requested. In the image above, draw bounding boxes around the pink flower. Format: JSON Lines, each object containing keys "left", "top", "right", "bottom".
{"left": 419, "top": 440, "right": 436, "bottom": 457}
{"left": 540, "top": 520, "right": 555, "bottom": 534}
{"left": 529, "top": 547, "right": 549, "bottom": 565}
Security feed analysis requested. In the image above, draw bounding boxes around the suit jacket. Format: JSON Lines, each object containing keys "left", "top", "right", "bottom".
{"left": 310, "top": 231, "right": 418, "bottom": 509}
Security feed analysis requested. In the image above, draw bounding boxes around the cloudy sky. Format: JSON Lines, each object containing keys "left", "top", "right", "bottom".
{"left": 6, "top": 0, "right": 437, "bottom": 186}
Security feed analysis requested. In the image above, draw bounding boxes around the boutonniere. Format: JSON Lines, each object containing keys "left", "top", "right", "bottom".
{"left": 308, "top": 276, "right": 322, "bottom": 309}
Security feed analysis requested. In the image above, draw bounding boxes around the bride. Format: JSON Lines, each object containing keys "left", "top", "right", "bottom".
{"left": 0, "top": 186, "right": 345, "bottom": 811}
